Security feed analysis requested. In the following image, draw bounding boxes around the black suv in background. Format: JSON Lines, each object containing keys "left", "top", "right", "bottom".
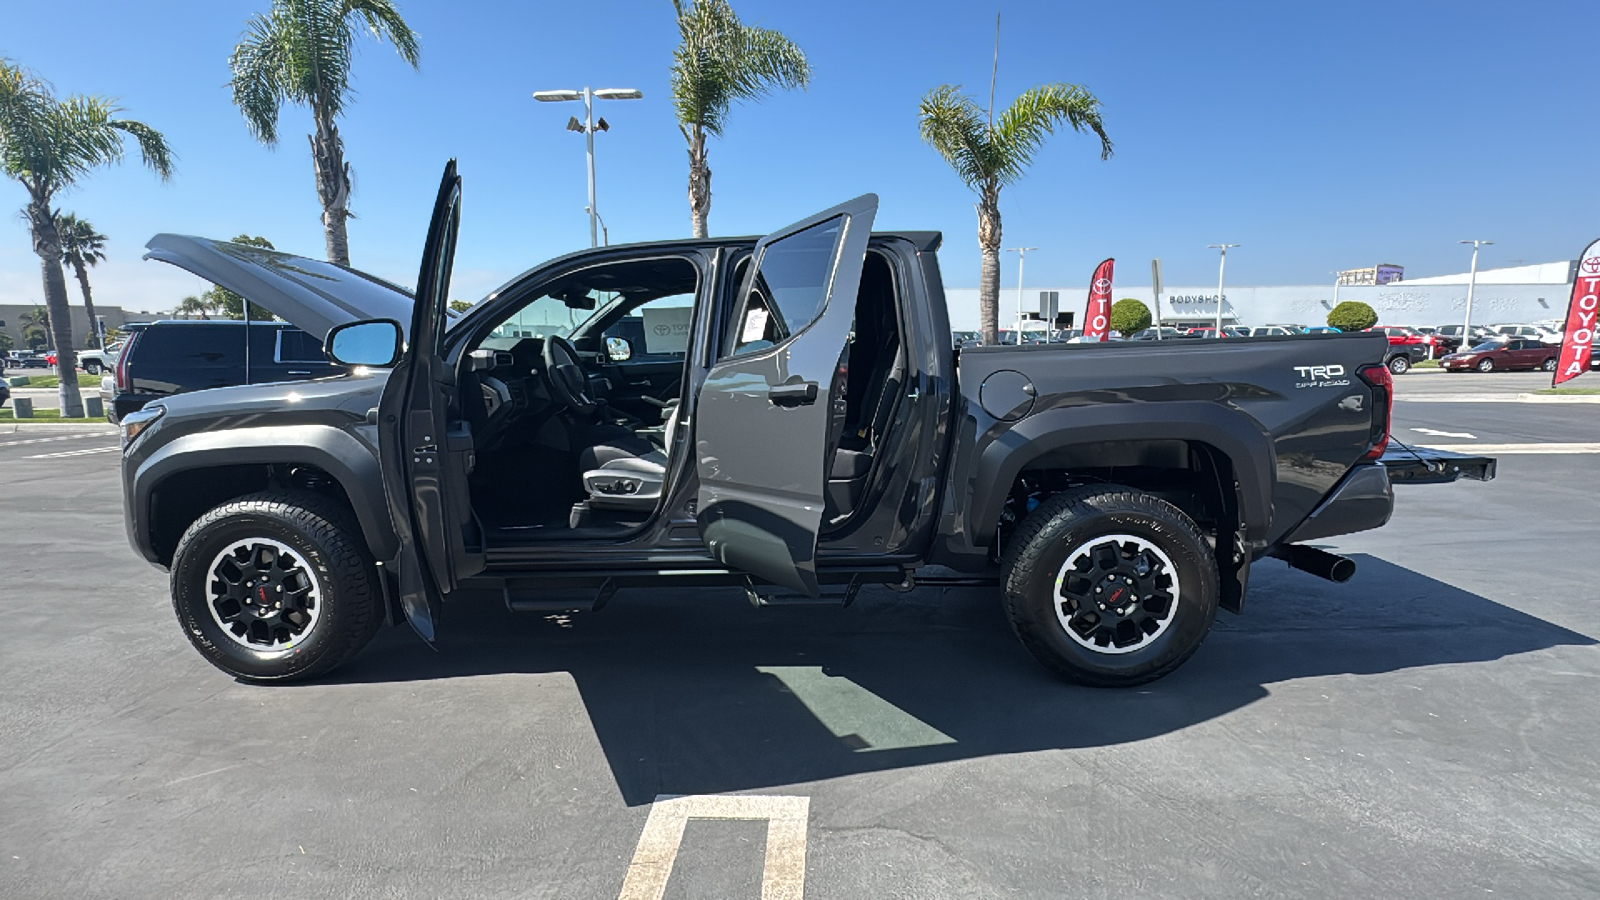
{"left": 106, "top": 320, "right": 342, "bottom": 423}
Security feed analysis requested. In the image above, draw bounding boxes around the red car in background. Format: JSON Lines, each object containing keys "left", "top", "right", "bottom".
{"left": 1439, "top": 338, "right": 1559, "bottom": 372}
{"left": 1366, "top": 326, "right": 1439, "bottom": 374}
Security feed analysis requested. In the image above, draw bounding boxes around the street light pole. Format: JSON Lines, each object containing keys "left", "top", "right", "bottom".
{"left": 1005, "top": 247, "right": 1037, "bottom": 344}
{"left": 533, "top": 87, "right": 643, "bottom": 248}
{"left": 582, "top": 87, "right": 597, "bottom": 248}
{"left": 1459, "top": 239, "right": 1493, "bottom": 347}
{"left": 1208, "top": 244, "right": 1239, "bottom": 336}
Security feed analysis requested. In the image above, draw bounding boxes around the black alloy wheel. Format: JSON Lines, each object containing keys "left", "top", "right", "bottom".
{"left": 170, "top": 491, "right": 383, "bottom": 682}
{"left": 1001, "top": 485, "right": 1220, "bottom": 687}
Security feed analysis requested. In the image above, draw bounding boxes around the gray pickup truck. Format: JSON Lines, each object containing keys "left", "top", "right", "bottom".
{"left": 121, "top": 162, "right": 1493, "bottom": 687}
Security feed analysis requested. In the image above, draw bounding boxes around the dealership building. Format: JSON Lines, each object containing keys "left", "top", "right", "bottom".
{"left": 945, "top": 260, "right": 1578, "bottom": 333}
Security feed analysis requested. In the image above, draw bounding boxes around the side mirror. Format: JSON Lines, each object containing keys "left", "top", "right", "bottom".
{"left": 605, "top": 336, "right": 633, "bottom": 362}
{"left": 327, "top": 319, "right": 403, "bottom": 367}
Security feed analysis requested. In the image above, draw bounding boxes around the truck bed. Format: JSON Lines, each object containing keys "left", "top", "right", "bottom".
{"left": 951, "top": 332, "right": 1393, "bottom": 549}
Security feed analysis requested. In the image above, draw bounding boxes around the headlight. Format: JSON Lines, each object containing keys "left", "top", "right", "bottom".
{"left": 121, "top": 405, "right": 165, "bottom": 450}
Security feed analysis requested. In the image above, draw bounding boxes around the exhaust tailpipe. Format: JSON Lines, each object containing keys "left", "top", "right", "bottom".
{"left": 1272, "top": 544, "right": 1356, "bottom": 583}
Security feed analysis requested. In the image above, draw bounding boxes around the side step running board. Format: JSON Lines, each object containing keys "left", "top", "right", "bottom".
{"left": 503, "top": 577, "right": 619, "bottom": 613}
{"left": 745, "top": 576, "right": 863, "bottom": 609}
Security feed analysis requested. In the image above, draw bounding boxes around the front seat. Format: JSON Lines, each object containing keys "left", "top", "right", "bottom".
{"left": 579, "top": 402, "right": 678, "bottom": 511}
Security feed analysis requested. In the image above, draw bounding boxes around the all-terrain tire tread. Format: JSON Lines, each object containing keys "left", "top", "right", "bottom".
{"left": 1000, "top": 485, "right": 1218, "bottom": 687}
{"left": 171, "top": 490, "right": 381, "bottom": 682}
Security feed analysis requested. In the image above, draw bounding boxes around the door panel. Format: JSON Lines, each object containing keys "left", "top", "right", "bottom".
{"left": 693, "top": 195, "right": 878, "bottom": 595}
{"left": 376, "top": 160, "right": 483, "bottom": 640}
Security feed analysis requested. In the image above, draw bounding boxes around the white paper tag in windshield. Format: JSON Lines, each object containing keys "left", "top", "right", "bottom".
{"left": 741, "top": 307, "right": 770, "bottom": 344}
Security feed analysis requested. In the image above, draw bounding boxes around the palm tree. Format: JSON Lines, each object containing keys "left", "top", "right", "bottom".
{"left": 229, "top": 0, "right": 420, "bottom": 266}
{"left": 19, "top": 306, "right": 49, "bottom": 350}
{"left": 175, "top": 295, "right": 217, "bottom": 320}
{"left": 56, "top": 212, "right": 108, "bottom": 348}
{"left": 0, "top": 59, "right": 172, "bottom": 416}
{"left": 919, "top": 82, "right": 1111, "bottom": 345}
{"left": 669, "top": 0, "right": 809, "bottom": 238}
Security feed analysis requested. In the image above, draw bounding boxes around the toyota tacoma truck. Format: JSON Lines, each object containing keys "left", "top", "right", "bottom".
{"left": 121, "top": 162, "right": 1495, "bottom": 687}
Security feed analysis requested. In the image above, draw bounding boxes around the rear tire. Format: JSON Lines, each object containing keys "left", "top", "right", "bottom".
{"left": 1476, "top": 358, "right": 1495, "bottom": 373}
{"left": 1001, "top": 486, "right": 1220, "bottom": 687}
{"left": 83, "top": 361, "right": 102, "bottom": 375}
{"left": 1387, "top": 355, "right": 1411, "bottom": 375}
{"left": 1540, "top": 358, "right": 1558, "bottom": 372}
{"left": 170, "top": 491, "right": 383, "bottom": 683}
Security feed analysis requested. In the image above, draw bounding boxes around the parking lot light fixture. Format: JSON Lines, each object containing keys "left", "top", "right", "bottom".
{"left": 1459, "top": 240, "right": 1493, "bottom": 349}
{"left": 1208, "top": 244, "right": 1239, "bottom": 336}
{"left": 532, "top": 86, "right": 643, "bottom": 247}
{"left": 1005, "top": 247, "right": 1037, "bottom": 344}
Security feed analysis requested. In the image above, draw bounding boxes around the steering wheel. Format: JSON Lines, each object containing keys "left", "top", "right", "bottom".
{"left": 541, "top": 335, "right": 600, "bottom": 418}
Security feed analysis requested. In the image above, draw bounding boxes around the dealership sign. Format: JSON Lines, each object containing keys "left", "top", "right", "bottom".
{"left": 1554, "top": 237, "right": 1600, "bottom": 386}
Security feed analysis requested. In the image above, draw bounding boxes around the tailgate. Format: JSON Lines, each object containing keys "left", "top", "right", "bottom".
{"left": 1381, "top": 443, "right": 1496, "bottom": 484}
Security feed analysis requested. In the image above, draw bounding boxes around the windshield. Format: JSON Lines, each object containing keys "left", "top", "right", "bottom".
{"left": 488, "top": 293, "right": 601, "bottom": 342}
{"left": 1469, "top": 340, "right": 1506, "bottom": 352}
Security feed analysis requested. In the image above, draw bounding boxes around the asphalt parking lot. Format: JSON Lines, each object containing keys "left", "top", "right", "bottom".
{"left": 3, "top": 380, "right": 1599, "bottom": 898}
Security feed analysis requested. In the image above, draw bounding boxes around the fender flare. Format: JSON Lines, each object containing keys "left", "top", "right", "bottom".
{"left": 966, "top": 401, "right": 1277, "bottom": 546}
{"left": 133, "top": 425, "right": 398, "bottom": 563}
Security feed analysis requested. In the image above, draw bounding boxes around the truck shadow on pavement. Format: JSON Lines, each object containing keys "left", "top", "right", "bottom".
{"left": 331, "top": 554, "right": 1594, "bottom": 806}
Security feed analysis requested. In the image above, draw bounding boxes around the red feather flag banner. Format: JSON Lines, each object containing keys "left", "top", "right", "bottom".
{"left": 1554, "top": 238, "right": 1600, "bottom": 386}
{"left": 1083, "top": 258, "right": 1115, "bottom": 342}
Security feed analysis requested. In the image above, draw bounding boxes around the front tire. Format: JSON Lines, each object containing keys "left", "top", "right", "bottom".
{"left": 170, "top": 491, "right": 383, "bottom": 683}
{"left": 1387, "top": 355, "right": 1412, "bottom": 375}
{"left": 1001, "top": 486, "right": 1220, "bottom": 687}
{"left": 1476, "top": 358, "right": 1495, "bottom": 373}
{"left": 83, "top": 361, "right": 102, "bottom": 375}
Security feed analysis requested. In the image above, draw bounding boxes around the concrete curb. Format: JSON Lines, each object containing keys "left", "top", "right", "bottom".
{"left": 0, "top": 422, "right": 118, "bottom": 434}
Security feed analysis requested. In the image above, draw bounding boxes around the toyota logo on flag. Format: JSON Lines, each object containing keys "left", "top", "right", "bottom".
{"left": 1583, "top": 256, "right": 1600, "bottom": 274}
{"left": 1083, "top": 258, "right": 1115, "bottom": 343}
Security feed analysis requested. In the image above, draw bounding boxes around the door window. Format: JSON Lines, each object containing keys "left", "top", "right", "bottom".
{"left": 602, "top": 294, "right": 695, "bottom": 361}
{"left": 275, "top": 328, "right": 328, "bottom": 364}
{"left": 724, "top": 216, "right": 845, "bottom": 359}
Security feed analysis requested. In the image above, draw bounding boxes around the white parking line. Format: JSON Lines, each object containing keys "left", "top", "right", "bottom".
{"left": 1424, "top": 442, "right": 1600, "bottom": 455}
{"left": 618, "top": 794, "right": 810, "bottom": 900}
{"left": 0, "top": 432, "right": 112, "bottom": 447}
{"left": 1411, "top": 427, "right": 1477, "bottom": 439}
{"left": 24, "top": 445, "right": 120, "bottom": 460}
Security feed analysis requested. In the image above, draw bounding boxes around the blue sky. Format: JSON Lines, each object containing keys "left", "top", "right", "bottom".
{"left": 1, "top": 0, "right": 1590, "bottom": 321}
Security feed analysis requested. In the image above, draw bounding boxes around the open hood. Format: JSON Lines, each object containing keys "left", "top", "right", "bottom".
{"left": 144, "top": 234, "right": 416, "bottom": 340}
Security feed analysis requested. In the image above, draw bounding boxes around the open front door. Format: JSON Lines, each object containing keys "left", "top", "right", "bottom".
{"left": 376, "top": 160, "right": 483, "bottom": 640}
{"left": 694, "top": 194, "right": 878, "bottom": 596}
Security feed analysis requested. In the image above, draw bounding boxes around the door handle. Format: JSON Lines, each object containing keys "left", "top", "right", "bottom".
{"left": 287, "top": 370, "right": 311, "bottom": 376}
{"left": 767, "top": 381, "right": 818, "bottom": 406}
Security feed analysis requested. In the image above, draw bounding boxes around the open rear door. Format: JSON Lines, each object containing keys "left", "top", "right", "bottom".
{"left": 694, "top": 195, "right": 878, "bottom": 596}
{"left": 376, "top": 160, "right": 484, "bottom": 640}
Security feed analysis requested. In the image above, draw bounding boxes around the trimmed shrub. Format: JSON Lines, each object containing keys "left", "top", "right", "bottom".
{"left": 1110, "top": 298, "right": 1153, "bottom": 337}
{"left": 1327, "top": 301, "right": 1377, "bottom": 332}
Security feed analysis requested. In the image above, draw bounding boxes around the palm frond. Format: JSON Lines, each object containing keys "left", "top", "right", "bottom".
{"left": 54, "top": 212, "right": 109, "bottom": 266}
{"left": 669, "top": 0, "right": 808, "bottom": 136}
{"left": 229, "top": 0, "right": 420, "bottom": 144}
{"left": 110, "top": 118, "right": 174, "bottom": 180}
{"left": 229, "top": 12, "right": 292, "bottom": 143}
{"left": 730, "top": 24, "right": 810, "bottom": 100}
{"left": 990, "top": 82, "right": 1111, "bottom": 185}
{"left": 345, "top": 0, "right": 422, "bottom": 67}
{"left": 917, "top": 85, "right": 991, "bottom": 189}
